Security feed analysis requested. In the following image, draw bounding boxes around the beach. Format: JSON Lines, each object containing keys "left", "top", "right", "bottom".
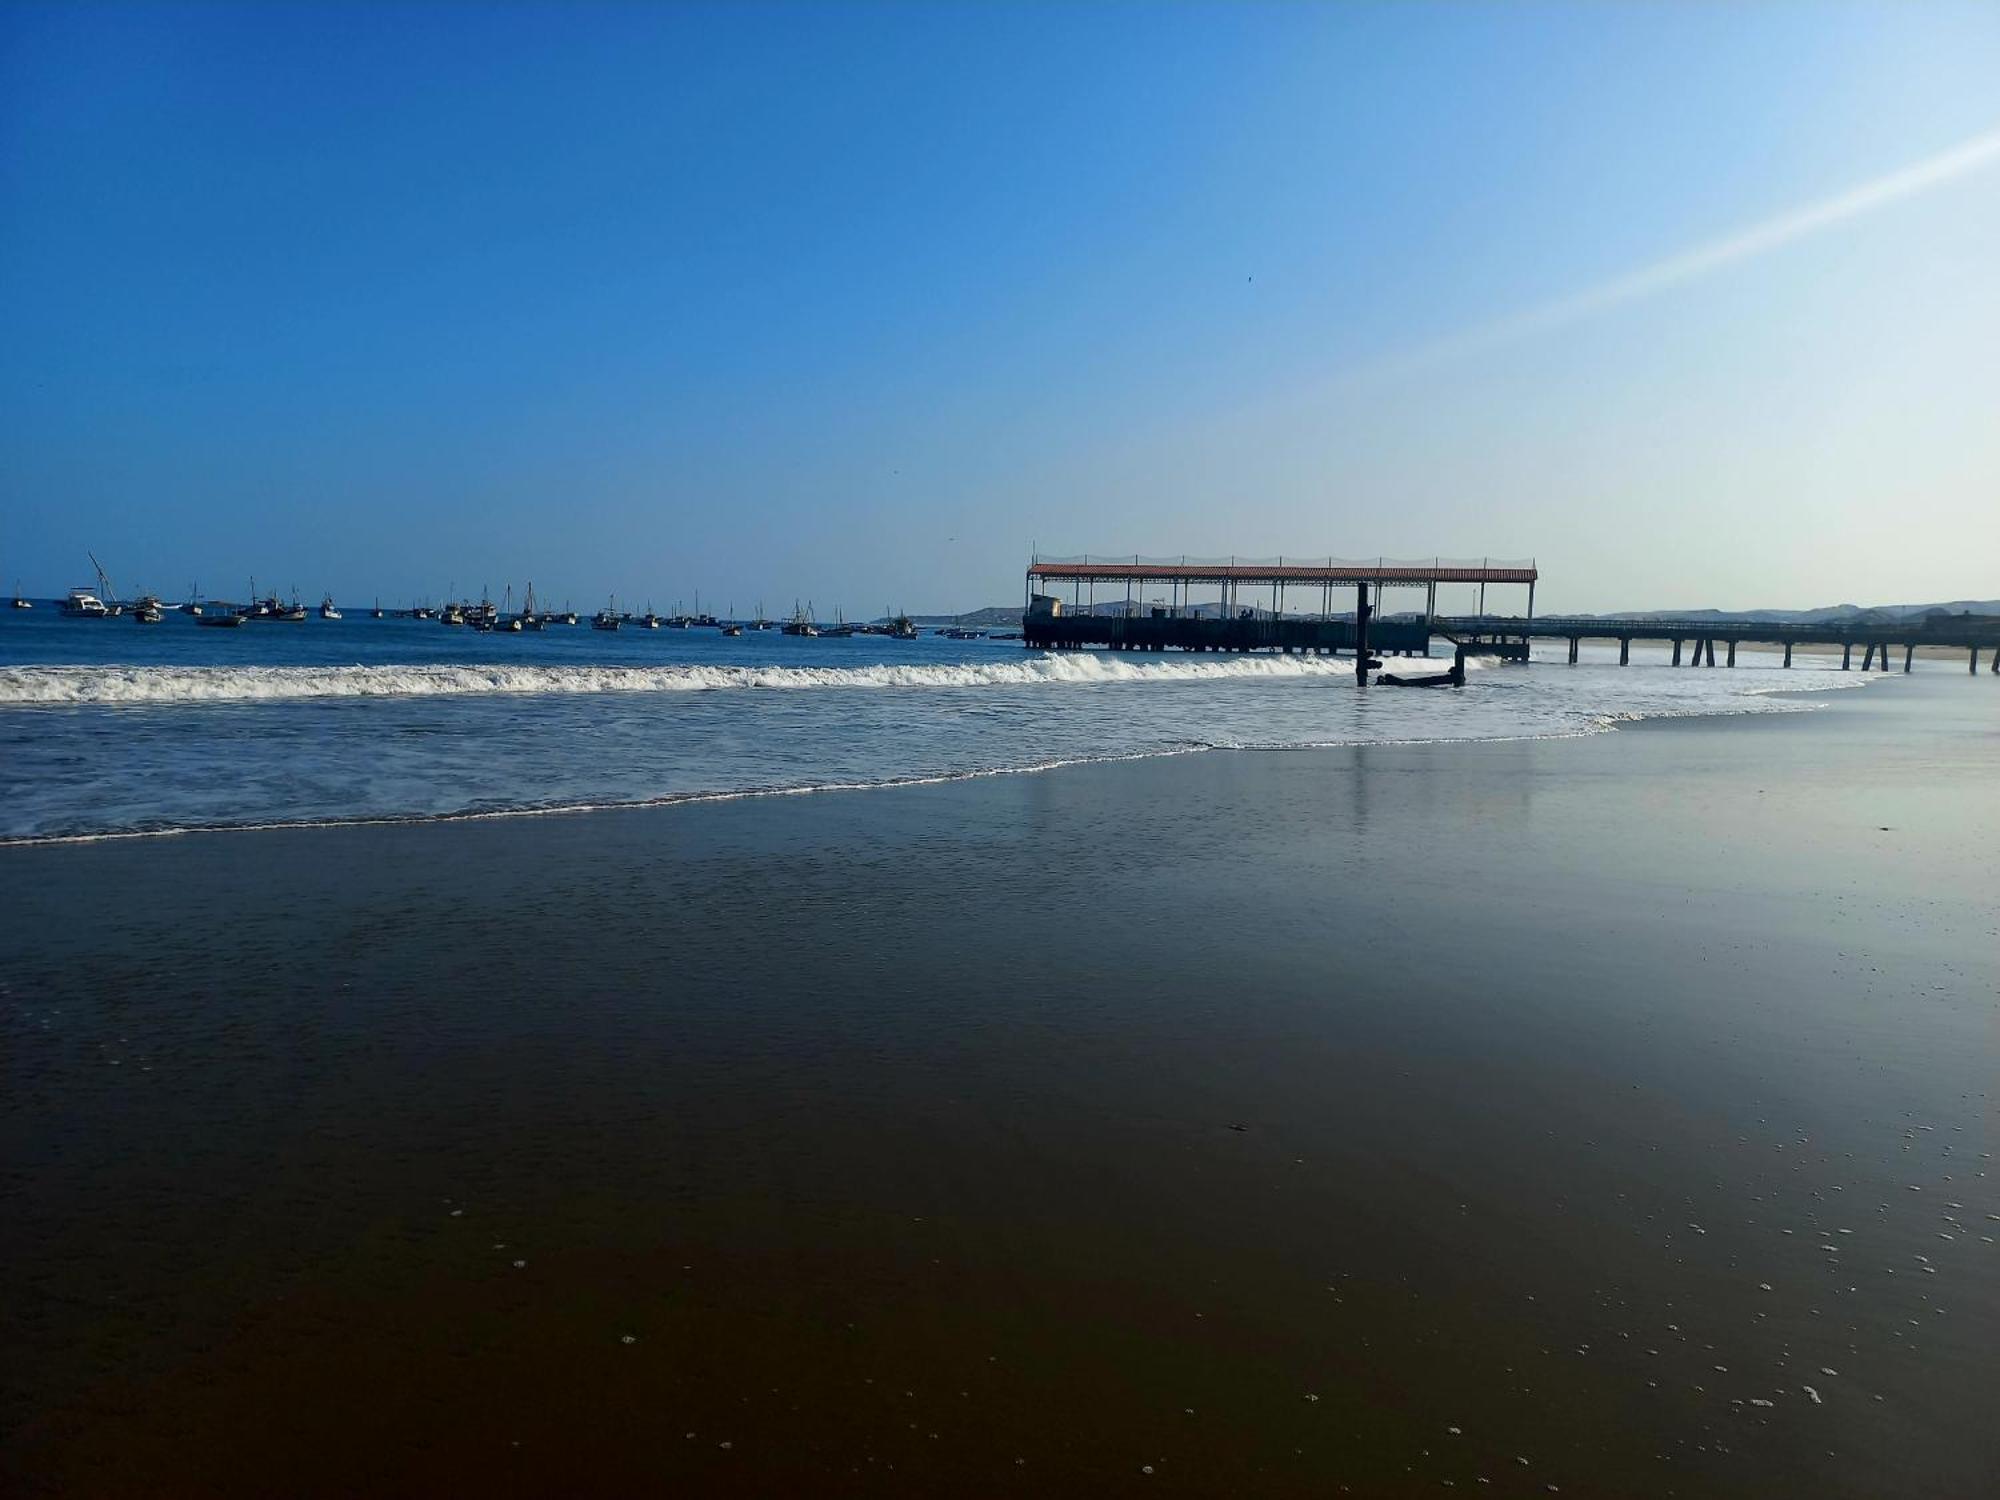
{"left": 3, "top": 670, "right": 1994, "bottom": 1497}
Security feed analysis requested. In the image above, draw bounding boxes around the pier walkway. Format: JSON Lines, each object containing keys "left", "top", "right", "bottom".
{"left": 1438, "top": 616, "right": 2000, "bottom": 674}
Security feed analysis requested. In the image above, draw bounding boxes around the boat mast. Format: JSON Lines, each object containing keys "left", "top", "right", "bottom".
{"left": 88, "top": 550, "right": 118, "bottom": 606}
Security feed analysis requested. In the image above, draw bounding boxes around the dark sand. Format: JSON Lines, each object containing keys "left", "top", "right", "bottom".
{"left": 3, "top": 672, "right": 1995, "bottom": 1497}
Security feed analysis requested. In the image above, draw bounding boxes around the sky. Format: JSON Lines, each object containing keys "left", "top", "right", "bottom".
{"left": 3, "top": 1, "right": 1997, "bottom": 616}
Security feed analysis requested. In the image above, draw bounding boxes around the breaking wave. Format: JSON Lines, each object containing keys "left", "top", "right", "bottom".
{"left": 0, "top": 651, "right": 1422, "bottom": 707}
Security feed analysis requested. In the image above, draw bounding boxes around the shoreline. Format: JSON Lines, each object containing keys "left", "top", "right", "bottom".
{"left": 0, "top": 665, "right": 1876, "bottom": 850}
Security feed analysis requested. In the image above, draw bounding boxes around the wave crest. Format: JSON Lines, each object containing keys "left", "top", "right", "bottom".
{"left": 0, "top": 652, "right": 1389, "bottom": 707}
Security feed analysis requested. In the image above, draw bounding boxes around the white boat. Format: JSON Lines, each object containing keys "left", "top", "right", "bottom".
{"left": 516, "top": 583, "right": 545, "bottom": 630}
{"left": 10, "top": 580, "right": 30, "bottom": 609}
{"left": 319, "top": 596, "right": 342, "bottom": 620}
{"left": 64, "top": 553, "right": 122, "bottom": 616}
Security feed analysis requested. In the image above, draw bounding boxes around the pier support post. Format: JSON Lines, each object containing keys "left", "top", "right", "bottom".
{"left": 1903, "top": 644, "right": 1913, "bottom": 673}
{"left": 1354, "top": 582, "right": 1372, "bottom": 685}
{"left": 1783, "top": 641, "right": 1793, "bottom": 668}
{"left": 1861, "top": 643, "right": 1875, "bottom": 671}
{"left": 1568, "top": 636, "right": 1579, "bottom": 664}
{"left": 1880, "top": 645, "right": 1892, "bottom": 672}
{"left": 1972, "top": 646, "right": 1980, "bottom": 674}
{"left": 1704, "top": 639, "right": 1716, "bottom": 667}
{"left": 1672, "top": 639, "right": 1683, "bottom": 666}
{"left": 1842, "top": 643, "right": 1852, "bottom": 670}
{"left": 1619, "top": 637, "right": 1630, "bottom": 665}
{"left": 1726, "top": 640, "right": 1737, "bottom": 667}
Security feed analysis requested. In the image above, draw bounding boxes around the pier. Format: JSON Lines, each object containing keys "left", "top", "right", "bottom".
{"left": 1021, "top": 556, "right": 1998, "bottom": 676}
{"left": 1024, "top": 555, "right": 1537, "bottom": 677}
{"left": 1441, "top": 616, "right": 2000, "bottom": 674}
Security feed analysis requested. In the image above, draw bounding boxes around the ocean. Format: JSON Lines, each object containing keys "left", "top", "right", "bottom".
{"left": 0, "top": 609, "right": 1874, "bottom": 842}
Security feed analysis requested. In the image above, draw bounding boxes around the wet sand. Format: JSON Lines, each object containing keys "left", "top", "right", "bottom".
{"left": 3, "top": 671, "right": 1995, "bottom": 1497}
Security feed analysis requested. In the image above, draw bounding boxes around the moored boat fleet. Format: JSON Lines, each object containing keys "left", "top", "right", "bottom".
{"left": 20, "top": 558, "right": 987, "bottom": 639}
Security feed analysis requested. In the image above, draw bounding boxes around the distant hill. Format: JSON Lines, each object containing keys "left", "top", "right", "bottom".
{"left": 1560, "top": 600, "right": 2000, "bottom": 624}
{"left": 906, "top": 606, "right": 1026, "bottom": 628}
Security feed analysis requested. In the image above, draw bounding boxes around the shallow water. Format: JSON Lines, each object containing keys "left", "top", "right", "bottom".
{"left": 0, "top": 613, "right": 1871, "bottom": 839}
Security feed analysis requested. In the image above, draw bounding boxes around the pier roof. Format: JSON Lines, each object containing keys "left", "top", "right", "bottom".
{"left": 1026, "top": 555, "right": 1536, "bottom": 587}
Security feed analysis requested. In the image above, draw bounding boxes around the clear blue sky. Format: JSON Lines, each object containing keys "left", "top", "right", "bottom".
{"left": 4, "top": 1, "right": 1997, "bottom": 613}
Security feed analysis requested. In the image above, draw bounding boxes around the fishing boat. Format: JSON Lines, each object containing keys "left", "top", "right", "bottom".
{"left": 781, "top": 602, "right": 819, "bottom": 637}
{"left": 888, "top": 612, "right": 918, "bottom": 640}
{"left": 9, "top": 582, "right": 29, "bottom": 609}
{"left": 180, "top": 585, "right": 204, "bottom": 616}
{"left": 720, "top": 622, "right": 744, "bottom": 636}
{"left": 197, "top": 609, "right": 246, "bottom": 628}
{"left": 319, "top": 595, "right": 342, "bottom": 620}
{"left": 371, "top": 598, "right": 385, "bottom": 619}
{"left": 65, "top": 553, "right": 122, "bottom": 616}
{"left": 592, "top": 596, "right": 622, "bottom": 630}
{"left": 132, "top": 593, "right": 165, "bottom": 624}
{"left": 640, "top": 601, "right": 663, "bottom": 629}
{"left": 277, "top": 593, "right": 308, "bottom": 622}
{"left": 517, "top": 583, "right": 545, "bottom": 630}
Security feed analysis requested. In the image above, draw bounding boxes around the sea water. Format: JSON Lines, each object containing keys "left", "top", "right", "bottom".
{"left": 0, "top": 612, "right": 1871, "bottom": 841}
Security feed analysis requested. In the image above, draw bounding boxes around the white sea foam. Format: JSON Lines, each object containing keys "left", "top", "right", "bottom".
{"left": 0, "top": 652, "right": 1395, "bottom": 706}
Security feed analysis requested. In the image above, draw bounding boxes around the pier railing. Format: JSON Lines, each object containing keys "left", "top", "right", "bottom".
{"left": 1436, "top": 615, "right": 2000, "bottom": 645}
